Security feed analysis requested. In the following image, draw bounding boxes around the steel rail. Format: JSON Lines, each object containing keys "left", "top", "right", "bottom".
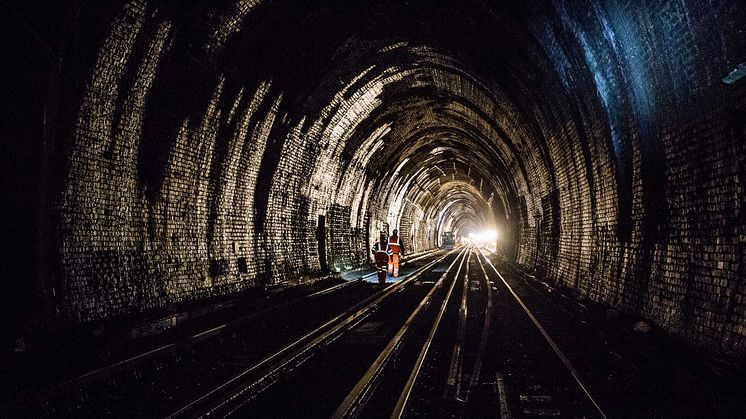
{"left": 477, "top": 248, "right": 608, "bottom": 419}
{"left": 330, "top": 246, "right": 469, "bottom": 419}
{"left": 390, "top": 245, "right": 471, "bottom": 419}
{"left": 167, "top": 250, "right": 454, "bottom": 419}
{"left": 495, "top": 373, "right": 511, "bottom": 419}
{"left": 444, "top": 248, "right": 471, "bottom": 401}
{"left": 465, "top": 249, "right": 494, "bottom": 399}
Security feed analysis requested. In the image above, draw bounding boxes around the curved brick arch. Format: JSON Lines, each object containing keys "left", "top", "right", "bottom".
{"left": 4, "top": 0, "right": 744, "bottom": 362}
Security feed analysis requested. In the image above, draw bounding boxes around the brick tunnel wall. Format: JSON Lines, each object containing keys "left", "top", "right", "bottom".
{"left": 46, "top": 2, "right": 452, "bottom": 325}
{"left": 4, "top": 0, "right": 744, "bottom": 364}
{"left": 516, "top": 1, "right": 746, "bottom": 358}
{"left": 51, "top": 2, "right": 407, "bottom": 323}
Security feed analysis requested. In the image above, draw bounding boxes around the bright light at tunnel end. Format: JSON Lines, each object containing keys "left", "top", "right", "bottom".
{"left": 462, "top": 229, "right": 498, "bottom": 250}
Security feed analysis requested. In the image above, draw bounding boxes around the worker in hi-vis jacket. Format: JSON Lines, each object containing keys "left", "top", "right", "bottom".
{"left": 371, "top": 231, "right": 390, "bottom": 284}
{"left": 387, "top": 229, "right": 404, "bottom": 278}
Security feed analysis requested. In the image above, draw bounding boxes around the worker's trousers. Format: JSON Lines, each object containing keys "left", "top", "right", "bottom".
{"left": 387, "top": 254, "right": 400, "bottom": 277}
{"left": 376, "top": 265, "right": 387, "bottom": 284}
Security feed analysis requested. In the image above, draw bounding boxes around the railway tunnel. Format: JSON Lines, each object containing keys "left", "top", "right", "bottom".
{"left": 2, "top": 0, "right": 745, "bottom": 417}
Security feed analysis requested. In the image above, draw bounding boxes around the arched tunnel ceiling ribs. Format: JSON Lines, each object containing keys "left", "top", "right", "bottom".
{"left": 317, "top": 58, "right": 536, "bottom": 241}
{"left": 20, "top": 0, "right": 743, "bottom": 362}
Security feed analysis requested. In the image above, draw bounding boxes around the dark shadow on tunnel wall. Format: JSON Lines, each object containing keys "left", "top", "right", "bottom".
{"left": 0, "top": 1, "right": 65, "bottom": 348}
{"left": 317, "top": 214, "right": 328, "bottom": 273}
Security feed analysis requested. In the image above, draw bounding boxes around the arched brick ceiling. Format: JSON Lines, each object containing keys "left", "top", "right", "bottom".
{"left": 295, "top": 43, "right": 542, "bottom": 249}
{"left": 21, "top": 0, "right": 743, "bottom": 358}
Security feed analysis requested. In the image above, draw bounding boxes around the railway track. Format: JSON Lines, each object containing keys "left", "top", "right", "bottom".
{"left": 389, "top": 246, "right": 606, "bottom": 418}
{"left": 236, "top": 245, "right": 605, "bottom": 419}
{"left": 331, "top": 245, "right": 470, "bottom": 418}
{"left": 179, "top": 247, "right": 467, "bottom": 418}
{"left": 19, "top": 246, "right": 615, "bottom": 418}
{"left": 391, "top": 246, "right": 494, "bottom": 418}
{"left": 475, "top": 248, "right": 607, "bottom": 419}
{"left": 12, "top": 250, "right": 445, "bottom": 418}
{"left": 199, "top": 246, "right": 472, "bottom": 418}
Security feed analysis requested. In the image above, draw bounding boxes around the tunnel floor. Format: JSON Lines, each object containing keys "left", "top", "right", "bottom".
{"left": 4, "top": 246, "right": 744, "bottom": 418}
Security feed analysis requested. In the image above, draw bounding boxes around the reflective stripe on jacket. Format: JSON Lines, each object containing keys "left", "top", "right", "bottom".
{"left": 372, "top": 242, "right": 389, "bottom": 264}
{"left": 372, "top": 243, "right": 388, "bottom": 254}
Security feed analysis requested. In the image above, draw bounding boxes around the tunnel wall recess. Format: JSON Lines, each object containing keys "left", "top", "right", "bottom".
{"left": 2, "top": 0, "right": 745, "bottom": 364}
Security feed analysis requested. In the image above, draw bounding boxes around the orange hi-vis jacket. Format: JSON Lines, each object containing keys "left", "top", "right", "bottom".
{"left": 387, "top": 234, "right": 402, "bottom": 255}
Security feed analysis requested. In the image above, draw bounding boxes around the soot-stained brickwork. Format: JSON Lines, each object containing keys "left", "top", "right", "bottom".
{"left": 3, "top": 0, "right": 744, "bottom": 363}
